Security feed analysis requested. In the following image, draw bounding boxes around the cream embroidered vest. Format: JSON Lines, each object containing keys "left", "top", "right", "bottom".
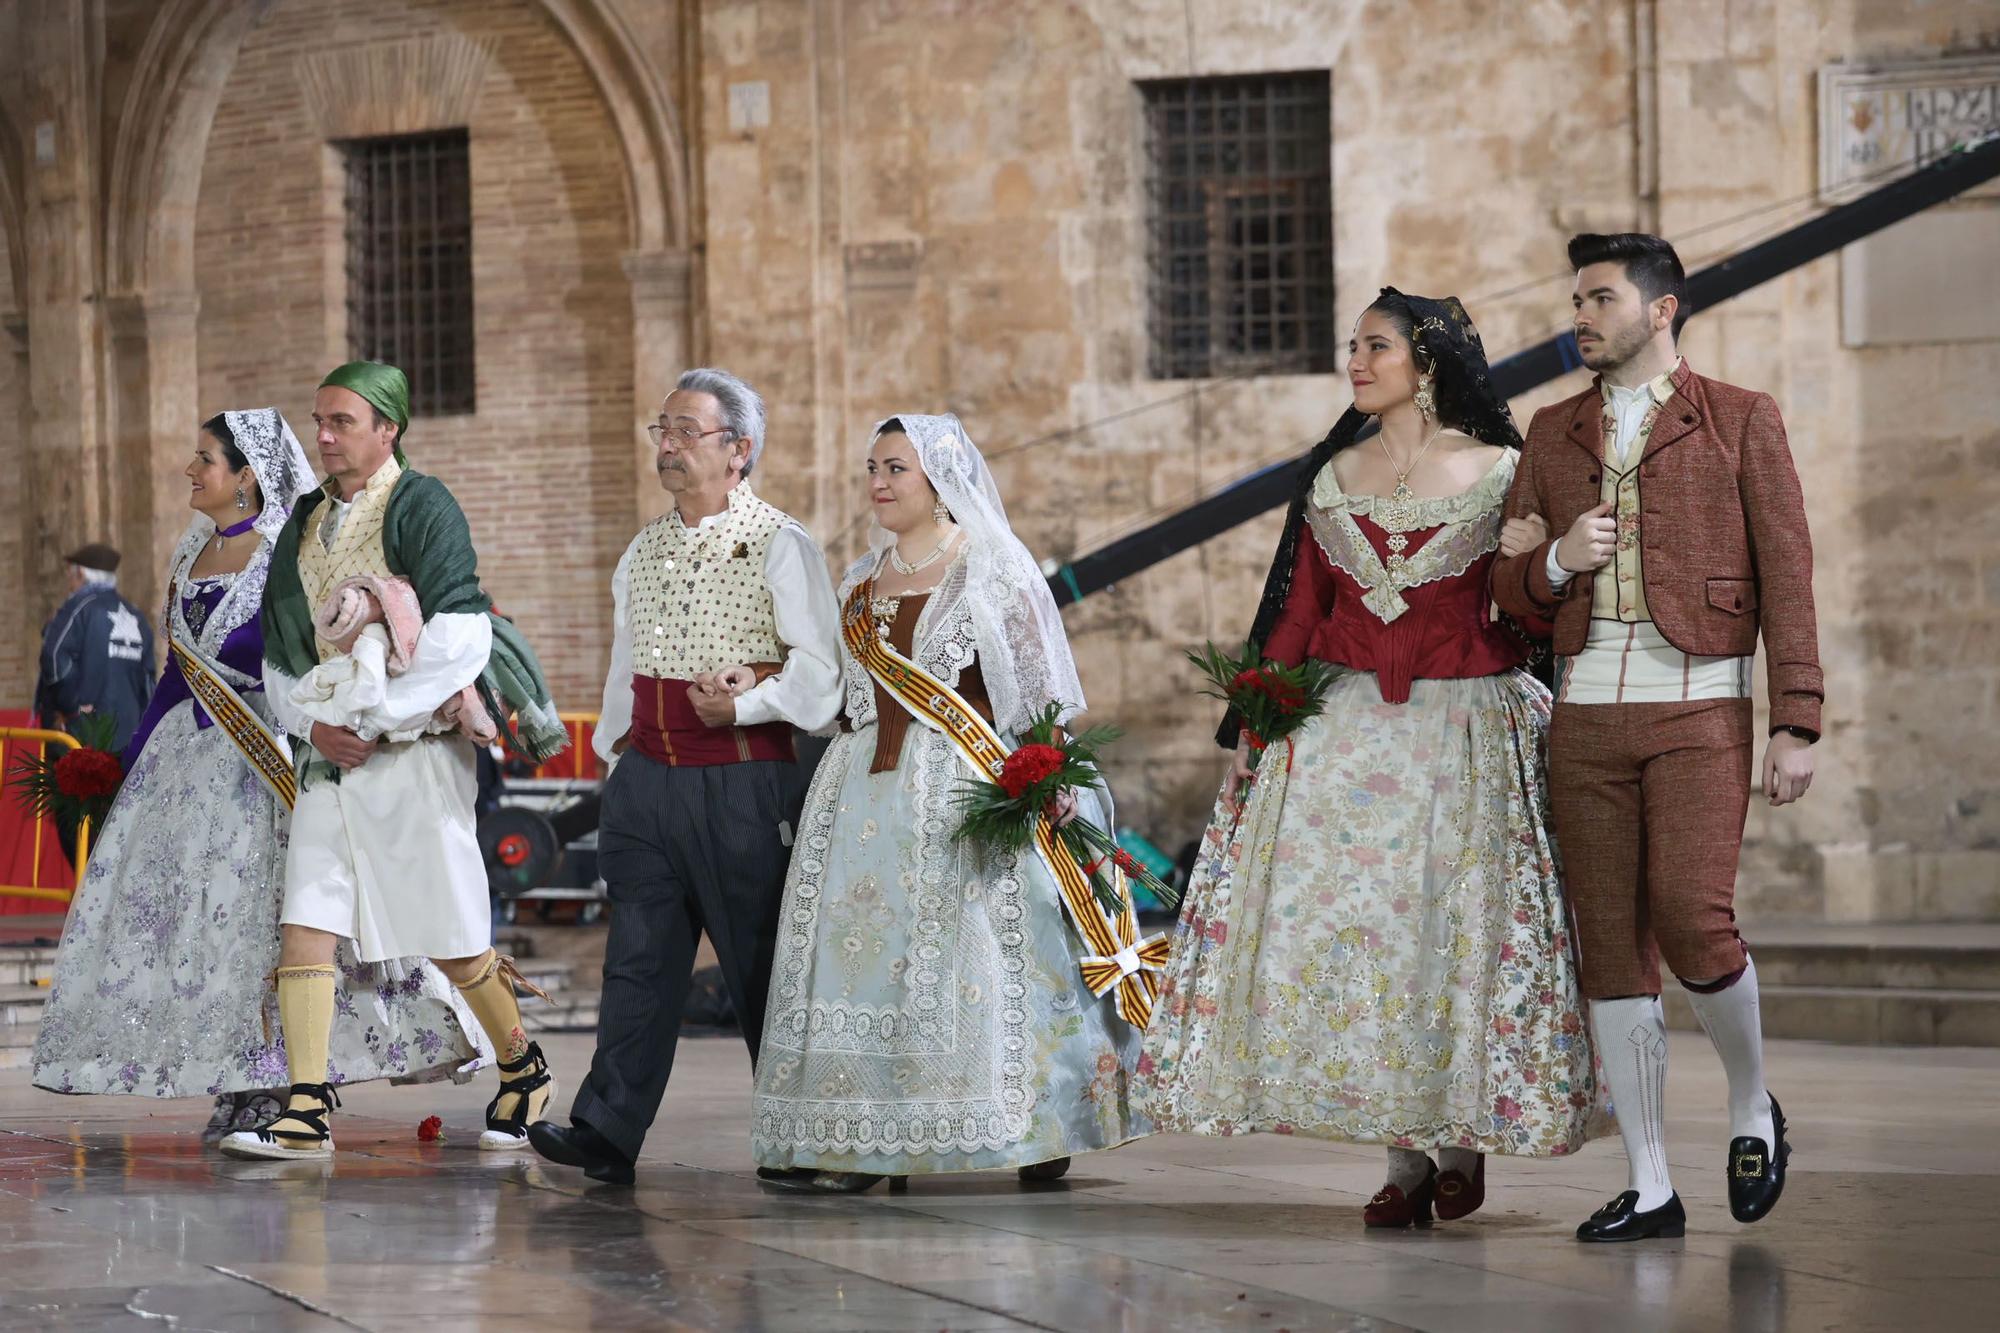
{"left": 296, "top": 459, "right": 401, "bottom": 664}
{"left": 629, "top": 484, "right": 789, "bottom": 680}
{"left": 1591, "top": 460, "right": 1652, "bottom": 623}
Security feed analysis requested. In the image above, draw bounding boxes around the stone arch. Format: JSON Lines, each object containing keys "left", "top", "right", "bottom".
{"left": 106, "top": 0, "right": 690, "bottom": 299}
{"left": 99, "top": 0, "right": 696, "bottom": 611}
{"left": 535, "top": 0, "right": 692, "bottom": 254}
{"left": 104, "top": 0, "right": 267, "bottom": 300}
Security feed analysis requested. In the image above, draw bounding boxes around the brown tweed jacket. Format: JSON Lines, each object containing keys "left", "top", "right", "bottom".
{"left": 1491, "top": 360, "right": 1823, "bottom": 738}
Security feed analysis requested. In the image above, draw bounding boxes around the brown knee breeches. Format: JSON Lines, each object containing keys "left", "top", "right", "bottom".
{"left": 1549, "top": 699, "right": 1753, "bottom": 998}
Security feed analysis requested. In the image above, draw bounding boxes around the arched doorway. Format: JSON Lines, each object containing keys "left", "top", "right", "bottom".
{"left": 98, "top": 0, "right": 696, "bottom": 706}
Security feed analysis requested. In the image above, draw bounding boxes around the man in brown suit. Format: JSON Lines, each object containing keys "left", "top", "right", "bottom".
{"left": 1493, "top": 233, "right": 1820, "bottom": 1243}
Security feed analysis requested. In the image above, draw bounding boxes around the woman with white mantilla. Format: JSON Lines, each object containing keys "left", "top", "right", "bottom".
{"left": 751, "top": 414, "right": 1148, "bottom": 1192}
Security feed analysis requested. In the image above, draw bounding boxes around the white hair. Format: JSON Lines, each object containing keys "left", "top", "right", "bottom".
{"left": 676, "top": 367, "right": 767, "bottom": 477}
{"left": 73, "top": 565, "right": 116, "bottom": 586}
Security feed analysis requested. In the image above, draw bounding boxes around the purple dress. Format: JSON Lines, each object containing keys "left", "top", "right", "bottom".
{"left": 32, "top": 565, "right": 488, "bottom": 1103}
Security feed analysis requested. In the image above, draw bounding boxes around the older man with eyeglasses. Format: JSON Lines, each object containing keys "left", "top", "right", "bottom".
{"left": 528, "top": 367, "right": 843, "bottom": 1184}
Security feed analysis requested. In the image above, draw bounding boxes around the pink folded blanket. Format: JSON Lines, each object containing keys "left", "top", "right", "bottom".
{"left": 311, "top": 574, "right": 498, "bottom": 744}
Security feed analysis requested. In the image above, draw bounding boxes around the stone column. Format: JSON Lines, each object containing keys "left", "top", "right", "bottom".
{"left": 623, "top": 248, "right": 694, "bottom": 526}
{"left": 0, "top": 311, "right": 33, "bottom": 704}
{"left": 103, "top": 288, "right": 202, "bottom": 625}
{"left": 22, "top": 0, "right": 105, "bottom": 633}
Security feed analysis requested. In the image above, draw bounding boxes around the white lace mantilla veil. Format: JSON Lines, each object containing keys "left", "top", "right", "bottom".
{"left": 161, "top": 407, "right": 318, "bottom": 654}
{"left": 865, "top": 413, "right": 1088, "bottom": 736}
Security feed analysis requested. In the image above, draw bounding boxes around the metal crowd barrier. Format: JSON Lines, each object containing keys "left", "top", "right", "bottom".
{"left": 0, "top": 727, "right": 92, "bottom": 906}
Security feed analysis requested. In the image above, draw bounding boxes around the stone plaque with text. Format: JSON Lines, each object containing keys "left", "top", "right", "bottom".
{"left": 1819, "top": 55, "right": 2000, "bottom": 203}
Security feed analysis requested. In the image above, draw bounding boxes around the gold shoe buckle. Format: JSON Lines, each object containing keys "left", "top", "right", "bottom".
{"left": 1733, "top": 1152, "right": 1765, "bottom": 1179}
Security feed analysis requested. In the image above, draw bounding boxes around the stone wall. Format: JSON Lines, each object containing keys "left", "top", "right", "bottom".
{"left": 691, "top": 0, "right": 2000, "bottom": 921}
{"left": 692, "top": 0, "right": 1634, "bottom": 850}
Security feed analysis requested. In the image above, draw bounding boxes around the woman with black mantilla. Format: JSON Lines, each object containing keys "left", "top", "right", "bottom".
{"left": 1136, "top": 291, "right": 1609, "bottom": 1228}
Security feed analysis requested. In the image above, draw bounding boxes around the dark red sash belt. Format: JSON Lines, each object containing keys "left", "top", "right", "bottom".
{"left": 628, "top": 673, "right": 795, "bottom": 767}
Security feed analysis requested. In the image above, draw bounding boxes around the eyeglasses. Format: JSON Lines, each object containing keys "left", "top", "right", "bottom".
{"left": 647, "top": 422, "right": 735, "bottom": 448}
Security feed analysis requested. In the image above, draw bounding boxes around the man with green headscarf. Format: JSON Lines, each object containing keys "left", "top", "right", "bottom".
{"left": 221, "top": 360, "right": 569, "bottom": 1164}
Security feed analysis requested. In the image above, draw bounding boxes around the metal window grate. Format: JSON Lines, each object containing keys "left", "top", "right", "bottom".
{"left": 342, "top": 129, "right": 475, "bottom": 416}
{"left": 1141, "top": 72, "right": 1334, "bottom": 380}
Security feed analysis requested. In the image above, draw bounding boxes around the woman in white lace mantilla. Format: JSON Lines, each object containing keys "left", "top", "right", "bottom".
{"left": 750, "top": 413, "right": 1148, "bottom": 1191}
{"left": 1135, "top": 292, "right": 1610, "bottom": 1228}
{"left": 30, "top": 409, "right": 486, "bottom": 1140}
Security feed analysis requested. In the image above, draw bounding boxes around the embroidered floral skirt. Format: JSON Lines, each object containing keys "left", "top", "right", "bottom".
{"left": 1135, "top": 669, "right": 1611, "bottom": 1156}
{"left": 751, "top": 723, "right": 1149, "bottom": 1175}
{"left": 31, "top": 701, "right": 487, "bottom": 1099}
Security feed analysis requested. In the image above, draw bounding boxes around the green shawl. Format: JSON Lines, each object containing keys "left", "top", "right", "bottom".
{"left": 263, "top": 469, "right": 568, "bottom": 771}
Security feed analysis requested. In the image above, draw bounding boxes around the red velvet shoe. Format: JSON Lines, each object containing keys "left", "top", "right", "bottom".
{"left": 1434, "top": 1156, "right": 1486, "bottom": 1220}
{"left": 1363, "top": 1159, "right": 1437, "bottom": 1229}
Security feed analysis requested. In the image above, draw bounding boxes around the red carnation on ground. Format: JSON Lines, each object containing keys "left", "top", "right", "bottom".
{"left": 53, "top": 748, "right": 122, "bottom": 799}
{"left": 417, "top": 1115, "right": 444, "bottom": 1142}
{"left": 997, "top": 743, "right": 1067, "bottom": 799}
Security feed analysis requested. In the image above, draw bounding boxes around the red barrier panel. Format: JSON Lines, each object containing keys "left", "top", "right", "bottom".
{"left": 0, "top": 710, "right": 82, "bottom": 914}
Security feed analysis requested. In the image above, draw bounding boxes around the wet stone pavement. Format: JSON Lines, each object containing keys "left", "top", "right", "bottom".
{"left": 2, "top": 1032, "right": 1997, "bottom": 1331}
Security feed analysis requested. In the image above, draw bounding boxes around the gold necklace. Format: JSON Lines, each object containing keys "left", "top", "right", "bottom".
{"left": 1376, "top": 421, "right": 1445, "bottom": 500}
{"left": 1368, "top": 422, "right": 1448, "bottom": 552}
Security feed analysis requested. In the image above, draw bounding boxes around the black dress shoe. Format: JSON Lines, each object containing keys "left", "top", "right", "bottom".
{"left": 1576, "top": 1190, "right": 1686, "bottom": 1242}
{"left": 756, "top": 1166, "right": 817, "bottom": 1189}
{"left": 526, "top": 1119, "right": 635, "bottom": 1185}
{"left": 1728, "top": 1093, "right": 1790, "bottom": 1224}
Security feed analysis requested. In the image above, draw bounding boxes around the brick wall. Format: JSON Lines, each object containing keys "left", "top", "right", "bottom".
{"left": 193, "top": 0, "right": 638, "bottom": 712}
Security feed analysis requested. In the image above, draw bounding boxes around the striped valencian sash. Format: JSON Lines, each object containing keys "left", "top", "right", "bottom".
{"left": 841, "top": 582, "right": 1168, "bottom": 1028}
{"left": 170, "top": 635, "right": 297, "bottom": 811}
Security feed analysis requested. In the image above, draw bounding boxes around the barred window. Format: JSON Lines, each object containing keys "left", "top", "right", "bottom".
{"left": 342, "top": 129, "right": 475, "bottom": 416}
{"left": 1141, "top": 73, "right": 1335, "bottom": 380}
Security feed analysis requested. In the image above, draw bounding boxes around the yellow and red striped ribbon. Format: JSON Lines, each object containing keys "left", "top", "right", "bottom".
{"left": 842, "top": 583, "right": 1164, "bottom": 1028}
{"left": 171, "top": 637, "right": 298, "bottom": 810}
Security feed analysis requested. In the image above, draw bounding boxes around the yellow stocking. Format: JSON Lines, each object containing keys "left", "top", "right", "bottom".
{"left": 455, "top": 952, "right": 552, "bottom": 1127}
{"left": 278, "top": 965, "right": 335, "bottom": 1088}
{"left": 271, "top": 964, "right": 337, "bottom": 1131}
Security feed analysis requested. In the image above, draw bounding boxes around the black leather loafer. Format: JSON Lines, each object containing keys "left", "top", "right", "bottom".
{"left": 526, "top": 1118, "right": 636, "bottom": 1185}
{"left": 1728, "top": 1093, "right": 1790, "bottom": 1224}
{"left": 1576, "top": 1190, "right": 1686, "bottom": 1242}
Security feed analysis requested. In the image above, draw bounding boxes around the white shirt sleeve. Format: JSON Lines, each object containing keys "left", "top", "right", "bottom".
{"left": 593, "top": 538, "right": 638, "bottom": 766}
{"left": 352, "top": 612, "right": 491, "bottom": 737}
{"left": 1546, "top": 543, "right": 1576, "bottom": 590}
{"left": 731, "top": 524, "right": 844, "bottom": 733}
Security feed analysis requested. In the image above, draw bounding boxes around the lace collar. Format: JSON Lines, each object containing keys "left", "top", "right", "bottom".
{"left": 1310, "top": 445, "right": 1516, "bottom": 533}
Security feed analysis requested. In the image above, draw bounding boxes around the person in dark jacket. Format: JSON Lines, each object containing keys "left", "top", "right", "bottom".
{"left": 34, "top": 544, "right": 156, "bottom": 753}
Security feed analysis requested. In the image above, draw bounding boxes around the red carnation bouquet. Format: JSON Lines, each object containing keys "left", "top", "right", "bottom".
{"left": 954, "top": 701, "right": 1179, "bottom": 914}
{"left": 7, "top": 713, "right": 126, "bottom": 841}
{"left": 1187, "top": 641, "right": 1343, "bottom": 765}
